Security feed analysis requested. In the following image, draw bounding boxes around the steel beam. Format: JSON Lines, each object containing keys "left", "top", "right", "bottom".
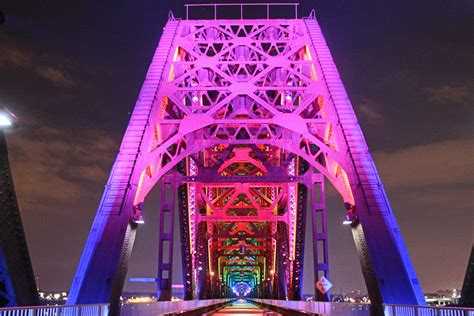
{"left": 157, "top": 175, "right": 178, "bottom": 301}
{"left": 0, "top": 131, "right": 39, "bottom": 307}
{"left": 460, "top": 245, "right": 474, "bottom": 307}
{"left": 307, "top": 171, "right": 330, "bottom": 301}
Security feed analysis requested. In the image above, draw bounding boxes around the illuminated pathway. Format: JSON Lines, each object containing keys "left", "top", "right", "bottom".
{"left": 205, "top": 300, "right": 280, "bottom": 316}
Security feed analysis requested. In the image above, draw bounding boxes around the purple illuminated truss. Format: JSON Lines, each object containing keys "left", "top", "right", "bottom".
{"left": 67, "top": 5, "right": 425, "bottom": 315}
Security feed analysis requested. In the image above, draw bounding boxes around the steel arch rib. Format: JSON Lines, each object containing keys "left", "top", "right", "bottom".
{"left": 68, "top": 13, "right": 426, "bottom": 312}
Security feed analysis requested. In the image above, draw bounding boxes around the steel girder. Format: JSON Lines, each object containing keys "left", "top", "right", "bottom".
{"left": 156, "top": 174, "right": 179, "bottom": 301}
{"left": 68, "top": 12, "right": 425, "bottom": 314}
{"left": 460, "top": 245, "right": 474, "bottom": 307}
{"left": 0, "top": 131, "right": 39, "bottom": 307}
{"left": 308, "top": 171, "right": 331, "bottom": 301}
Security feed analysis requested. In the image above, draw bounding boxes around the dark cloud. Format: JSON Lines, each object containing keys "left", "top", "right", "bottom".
{"left": 424, "top": 84, "right": 474, "bottom": 104}
{"left": 375, "top": 138, "right": 474, "bottom": 189}
{"left": 8, "top": 117, "right": 116, "bottom": 212}
{"left": 356, "top": 98, "right": 384, "bottom": 124}
{"left": 34, "top": 65, "right": 77, "bottom": 87}
{"left": 0, "top": 43, "right": 32, "bottom": 67}
{"left": 0, "top": 34, "right": 77, "bottom": 87}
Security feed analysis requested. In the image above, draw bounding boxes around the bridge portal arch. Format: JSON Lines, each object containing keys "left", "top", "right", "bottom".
{"left": 68, "top": 8, "right": 425, "bottom": 315}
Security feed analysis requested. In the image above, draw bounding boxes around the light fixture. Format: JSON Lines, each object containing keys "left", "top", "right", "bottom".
{"left": 131, "top": 213, "right": 145, "bottom": 225}
{"left": 0, "top": 108, "right": 19, "bottom": 129}
{"left": 131, "top": 203, "right": 145, "bottom": 225}
{"left": 342, "top": 211, "right": 358, "bottom": 226}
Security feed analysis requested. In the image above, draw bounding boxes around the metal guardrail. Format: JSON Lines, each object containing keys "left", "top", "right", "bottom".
{"left": 251, "top": 299, "right": 371, "bottom": 316}
{"left": 120, "top": 299, "right": 234, "bottom": 316}
{"left": 384, "top": 304, "right": 474, "bottom": 316}
{"left": 185, "top": 3, "right": 300, "bottom": 20}
{"left": 251, "top": 299, "right": 474, "bottom": 316}
{"left": 0, "top": 304, "right": 109, "bottom": 316}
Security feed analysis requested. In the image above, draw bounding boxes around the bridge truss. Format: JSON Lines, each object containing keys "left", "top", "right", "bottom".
{"left": 68, "top": 6, "right": 425, "bottom": 315}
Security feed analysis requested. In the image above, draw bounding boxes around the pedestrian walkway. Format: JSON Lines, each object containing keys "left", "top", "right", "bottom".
{"left": 205, "top": 299, "right": 281, "bottom": 315}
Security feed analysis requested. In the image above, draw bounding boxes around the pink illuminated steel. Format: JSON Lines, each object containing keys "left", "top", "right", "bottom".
{"left": 68, "top": 7, "right": 425, "bottom": 312}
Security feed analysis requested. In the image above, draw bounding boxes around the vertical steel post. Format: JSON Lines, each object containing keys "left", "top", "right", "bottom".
{"left": 157, "top": 174, "right": 178, "bottom": 301}
{"left": 309, "top": 171, "right": 330, "bottom": 301}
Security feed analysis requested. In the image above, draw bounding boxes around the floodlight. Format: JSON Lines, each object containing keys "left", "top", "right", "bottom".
{"left": 0, "top": 108, "right": 19, "bottom": 129}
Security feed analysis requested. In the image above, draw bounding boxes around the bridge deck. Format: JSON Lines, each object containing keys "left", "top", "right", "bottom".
{"left": 205, "top": 299, "right": 279, "bottom": 315}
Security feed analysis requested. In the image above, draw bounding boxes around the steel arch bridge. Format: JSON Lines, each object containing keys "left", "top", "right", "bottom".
{"left": 67, "top": 4, "right": 425, "bottom": 315}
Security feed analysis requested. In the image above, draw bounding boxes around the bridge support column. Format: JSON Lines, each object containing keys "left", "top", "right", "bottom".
{"left": 307, "top": 171, "right": 330, "bottom": 301}
{"left": 0, "top": 131, "right": 39, "bottom": 307}
{"left": 178, "top": 182, "right": 193, "bottom": 300}
{"left": 157, "top": 174, "right": 179, "bottom": 301}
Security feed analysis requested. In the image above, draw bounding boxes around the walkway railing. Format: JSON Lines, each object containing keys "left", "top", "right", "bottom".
{"left": 121, "top": 299, "right": 233, "bottom": 316}
{"left": 384, "top": 304, "right": 474, "bottom": 316}
{"left": 185, "top": 3, "right": 300, "bottom": 20}
{"left": 251, "top": 299, "right": 474, "bottom": 316}
{"left": 251, "top": 299, "right": 371, "bottom": 316}
{"left": 0, "top": 304, "right": 109, "bottom": 316}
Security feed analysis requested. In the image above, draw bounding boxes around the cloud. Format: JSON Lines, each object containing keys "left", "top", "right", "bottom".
{"left": 424, "top": 84, "right": 473, "bottom": 104}
{"left": 35, "top": 65, "right": 77, "bottom": 87}
{"left": 0, "top": 44, "right": 32, "bottom": 67}
{"left": 355, "top": 97, "right": 384, "bottom": 124}
{"left": 374, "top": 138, "right": 474, "bottom": 189}
{"left": 7, "top": 118, "right": 118, "bottom": 213}
{"left": 0, "top": 35, "right": 77, "bottom": 87}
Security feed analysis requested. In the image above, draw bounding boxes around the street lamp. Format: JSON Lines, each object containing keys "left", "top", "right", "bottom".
{"left": 0, "top": 107, "right": 19, "bottom": 128}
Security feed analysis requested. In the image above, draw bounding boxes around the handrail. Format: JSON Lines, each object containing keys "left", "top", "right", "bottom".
{"left": 121, "top": 299, "right": 234, "bottom": 316}
{"left": 250, "top": 299, "right": 474, "bottom": 316}
{"left": 384, "top": 304, "right": 474, "bottom": 315}
{"left": 0, "top": 303, "right": 109, "bottom": 316}
{"left": 184, "top": 3, "right": 300, "bottom": 20}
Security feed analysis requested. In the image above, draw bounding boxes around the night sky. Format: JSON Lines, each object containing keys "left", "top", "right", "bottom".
{"left": 0, "top": 0, "right": 472, "bottom": 295}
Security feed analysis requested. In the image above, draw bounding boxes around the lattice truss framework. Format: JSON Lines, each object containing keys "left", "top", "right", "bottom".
{"left": 134, "top": 21, "right": 353, "bottom": 205}
{"left": 135, "top": 20, "right": 349, "bottom": 298}
{"left": 68, "top": 15, "right": 425, "bottom": 310}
